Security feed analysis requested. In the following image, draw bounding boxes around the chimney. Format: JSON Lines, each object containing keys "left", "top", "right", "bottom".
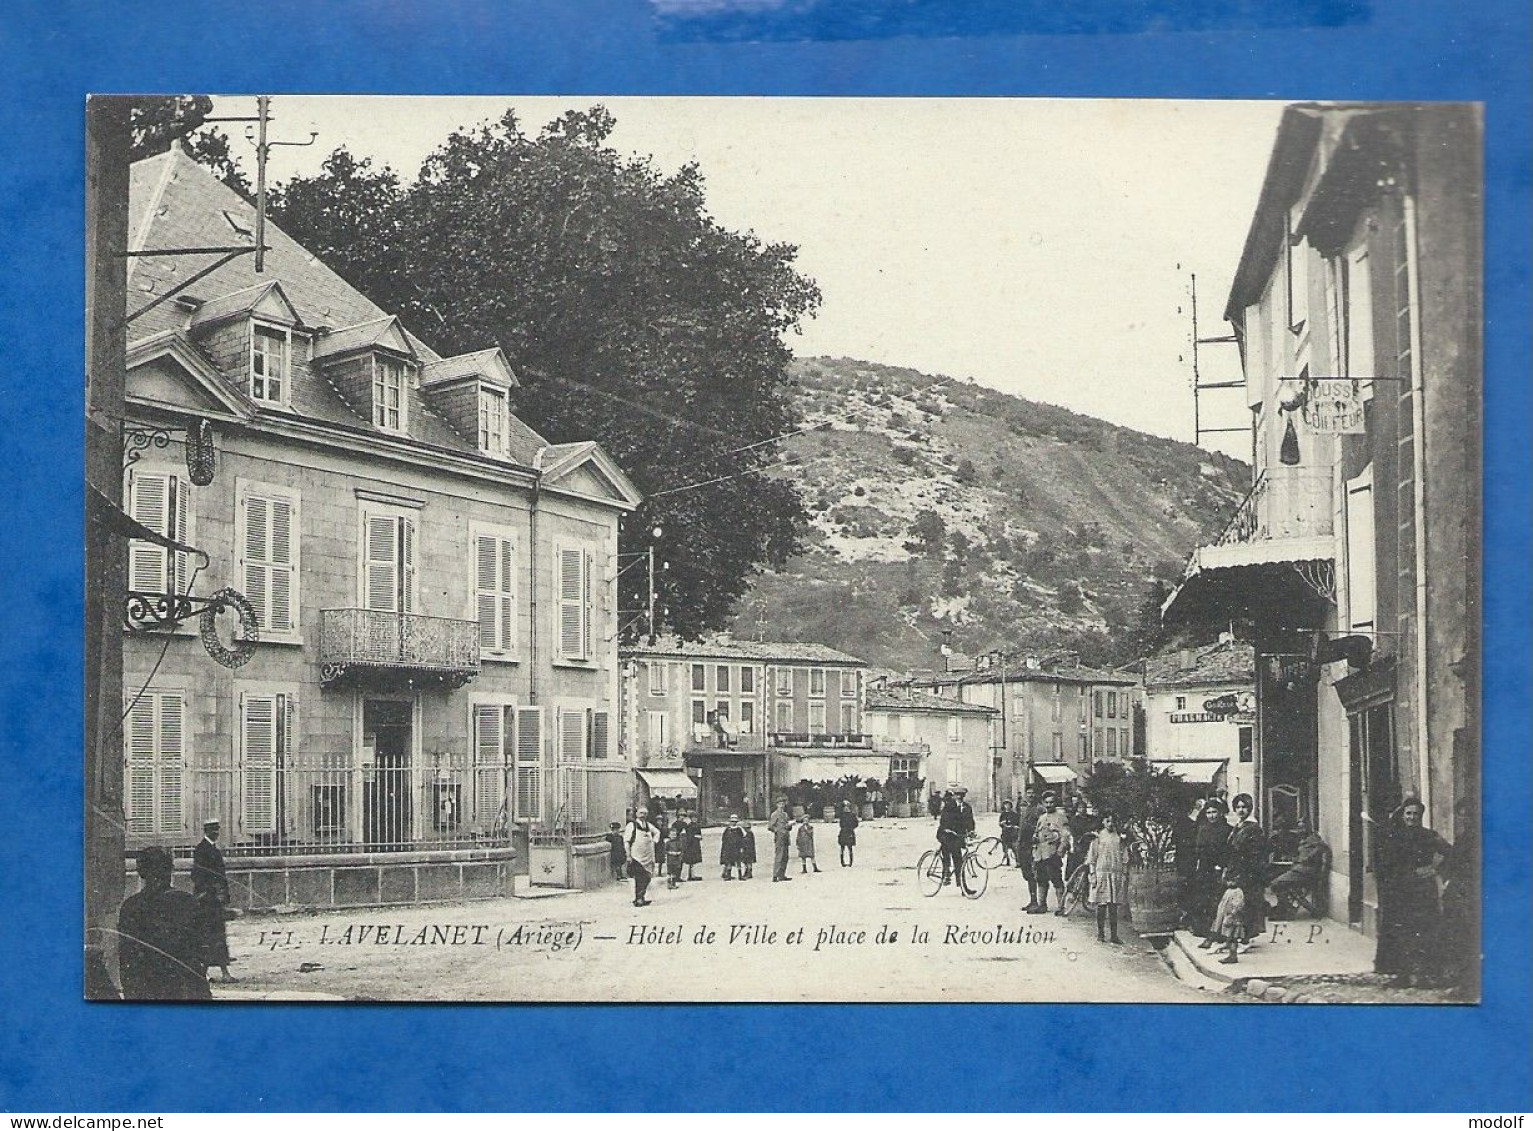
{"left": 1179, "top": 648, "right": 1196, "bottom": 670}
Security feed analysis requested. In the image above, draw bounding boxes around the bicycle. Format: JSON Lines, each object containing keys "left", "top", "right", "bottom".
{"left": 916, "top": 837, "right": 989, "bottom": 899}
{"left": 970, "top": 835, "right": 1009, "bottom": 871}
{"left": 1058, "top": 861, "right": 1094, "bottom": 917}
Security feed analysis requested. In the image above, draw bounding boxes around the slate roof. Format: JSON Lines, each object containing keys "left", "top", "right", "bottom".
{"left": 622, "top": 637, "right": 866, "bottom": 666}
{"left": 865, "top": 687, "right": 995, "bottom": 715}
{"left": 309, "top": 316, "right": 413, "bottom": 361}
{"left": 126, "top": 147, "right": 549, "bottom": 463}
{"left": 932, "top": 663, "right": 1138, "bottom": 689}
{"left": 1141, "top": 639, "right": 1257, "bottom": 689}
{"left": 421, "top": 348, "right": 517, "bottom": 389}
{"left": 186, "top": 280, "right": 297, "bottom": 330}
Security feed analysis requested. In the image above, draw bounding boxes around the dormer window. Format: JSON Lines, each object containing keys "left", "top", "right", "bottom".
{"left": 250, "top": 323, "right": 290, "bottom": 405}
{"left": 479, "top": 385, "right": 508, "bottom": 457}
{"left": 373, "top": 356, "right": 408, "bottom": 432}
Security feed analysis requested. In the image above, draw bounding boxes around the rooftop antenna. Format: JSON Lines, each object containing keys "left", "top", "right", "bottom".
{"left": 243, "top": 96, "right": 318, "bottom": 273}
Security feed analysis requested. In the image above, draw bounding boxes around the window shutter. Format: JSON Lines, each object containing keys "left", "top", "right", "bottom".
{"left": 159, "top": 692, "right": 185, "bottom": 834}
{"left": 399, "top": 516, "right": 415, "bottom": 614}
{"left": 559, "top": 707, "right": 586, "bottom": 762}
{"left": 514, "top": 706, "right": 543, "bottom": 820}
{"left": 583, "top": 550, "right": 593, "bottom": 659}
{"left": 474, "top": 705, "right": 505, "bottom": 824}
{"left": 1345, "top": 470, "right": 1376, "bottom": 631}
{"left": 124, "top": 698, "right": 158, "bottom": 836}
{"left": 242, "top": 693, "right": 278, "bottom": 835}
{"left": 499, "top": 537, "right": 515, "bottom": 654}
{"left": 127, "top": 470, "right": 169, "bottom": 594}
{"left": 269, "top": 497, "right": 294, "bottom": 632}
{"left": 244, "top": 495, "right": 269, "bottom": 626}
{"left": 557, "top": 547, "right": 583, "bottom": 658}
{"left": 364, "top": 514, "right": 399, "bottom": 612}
{"left": 590, "top": 709, "right": 610, "bottom": 760}
{"left": 476, "top": 534, "right": 499, "bottom": 651}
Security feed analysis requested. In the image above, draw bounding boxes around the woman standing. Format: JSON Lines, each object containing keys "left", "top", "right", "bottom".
{"left": 1187, "top": 800, "right": 1232, "bottom": 937}
{"left": 1224, "top": 793, "right": 1269, "bottom": 950}
{"left": 1087, "top": 812, "right": 1130, "bottom": 944}
{"left": 1373, "top": 797, "right": 1453, "bottom": 986}
{"left": 837, "top": 801, "right": 860, "bottom": 867}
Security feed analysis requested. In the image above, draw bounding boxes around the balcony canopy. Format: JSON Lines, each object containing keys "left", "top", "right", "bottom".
{"left": 1150, "top": 759, "right": 1228, "bottom": 785}
{"left": 1032, "top": 764, "right": 1078, "bottom": 785}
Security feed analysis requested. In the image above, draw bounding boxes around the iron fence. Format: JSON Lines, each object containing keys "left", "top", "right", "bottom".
{"left": 135, "top": 760, "right": 515, "bottom": 856}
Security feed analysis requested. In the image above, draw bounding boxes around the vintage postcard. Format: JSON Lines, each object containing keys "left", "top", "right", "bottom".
{"left": 84, "top": 95, "right": 1481, "bottom": 1004}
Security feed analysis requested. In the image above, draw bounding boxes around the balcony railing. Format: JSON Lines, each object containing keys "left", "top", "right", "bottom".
{"left": 770, "top": 732, "right": 874, "bottom": 750}
{"left": 127, "top": 759, "right": 514, "bottom": 858}
{"left": 1214, "top": 467, "right": 1334, "bottom": 547}
{"left": 320, "top": 608, "right": 480, "bottom": 688}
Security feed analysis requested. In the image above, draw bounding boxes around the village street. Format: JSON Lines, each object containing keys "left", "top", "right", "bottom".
{"left": 219, "top": 816, "right": 1211, "bottom": 1003}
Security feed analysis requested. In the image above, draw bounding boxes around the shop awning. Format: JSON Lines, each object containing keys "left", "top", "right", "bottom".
{"left": 1150, "top": 759, "right": 1227, "bottom": 785}
{"left": 1032, "top": 764, "right": 1078, "bottom": 784}
{"left": 635, "top": 768, "right": 698, "bottom": 797}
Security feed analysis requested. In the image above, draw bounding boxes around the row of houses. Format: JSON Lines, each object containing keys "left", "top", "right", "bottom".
{"left": 1162, "top": 102, "right": 1481, "bottom": 950}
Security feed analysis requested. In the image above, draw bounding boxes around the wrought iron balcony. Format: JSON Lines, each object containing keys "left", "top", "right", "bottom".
{"left": 769, "top": 732, "right": 874, "bottom": 750}
{"left": 320, "top": 608, "right": 480, "bottom": 689}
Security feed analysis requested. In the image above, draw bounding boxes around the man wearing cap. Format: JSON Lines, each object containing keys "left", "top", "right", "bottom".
{"left": 117, "top": 847, "right": 212, "bottom": 1000}
{"left": 192, "top": 817, "right": 236, "bottom": 982}
{"left": 1031, "top": 796, "right": 1073, "bottom": 914}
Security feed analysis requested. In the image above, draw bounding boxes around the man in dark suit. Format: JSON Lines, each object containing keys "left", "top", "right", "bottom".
{"left": 118, "top": 846, "right": 211, "bottom": 1000}
{"left": 192, "top": 818, "right": 236, "bottom": 982}
{"left": 768, "top": 799, "right": 794, "bottom": 882}
{"left": 954, "top": 787, "right": 977, "bottom": 838}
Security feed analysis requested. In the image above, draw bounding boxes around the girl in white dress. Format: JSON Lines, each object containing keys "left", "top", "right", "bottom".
{"left": 1088, "top": 812, "right": 1130, "bottom": 944}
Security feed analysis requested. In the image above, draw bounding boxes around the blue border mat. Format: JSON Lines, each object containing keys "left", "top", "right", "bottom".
{"left": 1, "top": 0, "right": 1528, "bottom": 1112}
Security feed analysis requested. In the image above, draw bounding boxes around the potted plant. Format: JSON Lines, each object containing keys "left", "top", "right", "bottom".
{"left": 790, "top": 779, "right": 811, "bottom": 819}
{"left": 1083, "top": 758, "right": 1190, "bottom": 934}
{"left": 861, "top": 777, "right": 880, "bottom": 820}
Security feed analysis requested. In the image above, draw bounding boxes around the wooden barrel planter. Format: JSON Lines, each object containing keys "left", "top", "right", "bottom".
{"left": 1126, "top": 864, "right": 1182, "bottom": 934}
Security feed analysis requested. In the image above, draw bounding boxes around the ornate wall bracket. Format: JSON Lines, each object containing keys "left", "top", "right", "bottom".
{"left": 123, "top": 418, "right": 217, "bottom": 485}
{"left": 125, "top": 586, "right": 258, "bottom": 669}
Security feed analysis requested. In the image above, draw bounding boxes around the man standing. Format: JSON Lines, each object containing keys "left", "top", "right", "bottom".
{"left": 1031, "top": 795, "right": 1073, "bottom": 914}
{"left": 624, "top": 807, "right": 660, "bottom": 907}
{"left": 768, "top": 799, "right": 794, "bottom": 882}
{"left": 936, "top": 793, "right": 969, "bottom": 892}
{"left": 117, "top": 847, "right": 211, "bottom": 1000}
{"left": 1018, "top": 787, "right": 1045, "bottom": 911}
{"left": 192, "top": 817, "right": 235, "bottom": 982}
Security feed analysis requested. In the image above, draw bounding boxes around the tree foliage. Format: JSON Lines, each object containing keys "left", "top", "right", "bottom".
{"left": 268, "top": 108, "right": 821, "bottom": 639}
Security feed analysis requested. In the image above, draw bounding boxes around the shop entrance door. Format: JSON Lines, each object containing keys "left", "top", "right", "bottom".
{"left": 709, "top": 767, "right": 745, "bottom": 823}
{"left": 364, "top": 699, "right": 413, "bottom": 849}
{"left": 1348, "top": 703, "right": 1398, "bottom": 925}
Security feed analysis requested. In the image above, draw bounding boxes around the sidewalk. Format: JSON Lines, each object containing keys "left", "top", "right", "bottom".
{"left": 1168, "top": 917, "right": 1374, "bottom": 987}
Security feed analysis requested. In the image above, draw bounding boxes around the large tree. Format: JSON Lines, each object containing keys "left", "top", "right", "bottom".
{"left": 269, "top": 108, "right": 819, "bottom": 639}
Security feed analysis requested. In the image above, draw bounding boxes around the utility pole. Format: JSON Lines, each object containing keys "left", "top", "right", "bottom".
{"left": 254, "top": 96, "right": 268, "bottom": 273}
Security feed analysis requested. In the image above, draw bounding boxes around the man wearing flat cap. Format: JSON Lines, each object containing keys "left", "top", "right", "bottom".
{"left": 117, "top": 847, "right": 211, "bottom": 1000}
{"left": 953, "top": 786, "right": 977, "bottom": 840}
{"left": 192, "top": 817, "right": 236, "bottom": 982}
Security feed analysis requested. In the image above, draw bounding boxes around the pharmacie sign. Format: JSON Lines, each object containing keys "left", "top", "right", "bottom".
{"left": 1171, "top": 691, "right": 1255, "bottom": 725}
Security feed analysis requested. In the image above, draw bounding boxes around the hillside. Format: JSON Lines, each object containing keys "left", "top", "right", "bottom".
{"left": 724, "top": 357, "right": 1250, "bottom": 672}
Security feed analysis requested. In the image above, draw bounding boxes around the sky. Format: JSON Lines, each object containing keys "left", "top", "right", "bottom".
{"left": 214, "top": 95, "right": 1284, "bottom": 462}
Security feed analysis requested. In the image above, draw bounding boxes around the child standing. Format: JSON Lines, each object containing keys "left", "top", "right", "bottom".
{"left": 796, "top": 814, "right": 820, "bottom": 873}
{"left": 1087, "top": 811, "right": 1130, "bottom": 944}
{"left": 740, "top": 820, "right": 757, "bottom": 880}
{"left": 720, "top": 815, "right": 745, "bottom": 880}
{"left": 1210, "top": 880, "right": 1248, "bottom": 964}
{"left": 682, "top": 811, "right": 704, "bottom": 881}
{"left": 605, "top": 821, "right": 626, "bottom": 882}
{"left": 837, "top": 801, "right": 860, "bottom": 867}
{"left": 665, "top": 821, "right": 686, "bottom": 890}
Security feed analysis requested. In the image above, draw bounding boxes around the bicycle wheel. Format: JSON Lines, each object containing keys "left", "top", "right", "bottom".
{"left": 917, "top": 850, "right": 946, "bottom": 898}
{"left": 1060, "top": 864, "right": 1091, "bottom": 916}
{"left": 960, "top": 853, "right": 988, "bottom": 899}
{"left": 972, "top": 836, "right": 1007, "bottom": 871}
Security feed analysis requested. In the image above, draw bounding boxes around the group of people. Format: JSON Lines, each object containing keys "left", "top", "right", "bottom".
{"left": 115, "top": 816, "right": 236, "bottom": 999}
{"left": 618, "top": 798, "right": 865, "bottom": 906}
{"left": 1176, "top": 793, "right": 1273, "bottom": 965}
{"left": 610, "top": 806, "right": 709, "bottom": 905}
{"left": 996, "top": 789, "right": 1128, "bottom": 944}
